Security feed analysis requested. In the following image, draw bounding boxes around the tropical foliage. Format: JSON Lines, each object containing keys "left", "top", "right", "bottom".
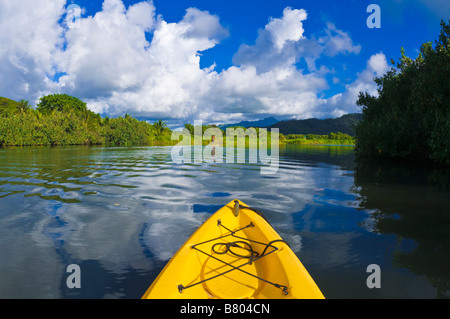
{"left": 283, "top": 132, "right": 355, "bottom": 145}
{"left": 355, "top": 20, "right": 450, "bottom": 165}
{"left": 0, "top": 94, "right": 171, "bottom": 146}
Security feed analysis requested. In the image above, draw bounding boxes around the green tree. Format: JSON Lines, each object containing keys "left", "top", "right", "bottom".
{"left": 355, "top": 20, "right": 450, "bottom": 165}
{"left": 17, "top": 99, "right": 31, "bottom": 114}
{"left": 0, "top": 94, "right": 172, "bottom": 147}
{"left": 37, "top": 94, "right": 87, "bottom": 115}
{"left": 101, "top": 115, "right": 155, "bottom": 146}
{"left": 0, "top": 97, "right": 20, "bottom": 117}
{"left": 37, "top": 94, "right": 102, "bottom": 128}
{"left": 153, "top": 119, "right": 167, "bottom": 136}
{"left": 184, "top": 123, "right": 194, "bottom": 135}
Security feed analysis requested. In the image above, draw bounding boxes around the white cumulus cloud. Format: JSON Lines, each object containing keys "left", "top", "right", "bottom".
{"left": 325, "top": 52, "right": 389, "bottom": 116}
{"left": 0, "top": 0, "right": 66, "bottom": 103}
{"left": 0, "top": 0, "right": 387, "bottom": 125}
{"left": 265, "top": 7, "right": 307, "bottom": 50}
{"left": 320, "top": 22, "right": 362, "bottom": 57}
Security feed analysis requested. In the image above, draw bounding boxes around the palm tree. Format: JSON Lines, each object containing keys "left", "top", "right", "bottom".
{"left": 153, "top": 119, "right": 167, "bottom": 136}
{"left": 17, "top": 99, "right": 31, "bottom": 114}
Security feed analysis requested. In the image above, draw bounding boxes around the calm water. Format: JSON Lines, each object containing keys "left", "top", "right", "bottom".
{"left": 0, "top": 145, "right": 449, "bottom": 299}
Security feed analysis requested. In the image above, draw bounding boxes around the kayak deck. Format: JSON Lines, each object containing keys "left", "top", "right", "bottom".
{"left": 142, "top": 199, "right": 324, "bottom": 299}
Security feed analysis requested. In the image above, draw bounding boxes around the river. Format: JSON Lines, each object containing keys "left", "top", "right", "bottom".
{"left": 0, "top": 144, "right": 449, "bottom": 298}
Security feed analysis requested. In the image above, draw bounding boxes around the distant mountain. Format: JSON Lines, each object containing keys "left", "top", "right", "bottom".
{"left": 267, "top": 113, "right": 363, "bottom": 136}
{"left": 218, "top": 117, "right": 279, "bottom": 130}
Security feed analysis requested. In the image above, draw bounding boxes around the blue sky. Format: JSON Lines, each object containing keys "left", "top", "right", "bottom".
{"left": 0, "top": 0, "right": 449, "bottom": 126}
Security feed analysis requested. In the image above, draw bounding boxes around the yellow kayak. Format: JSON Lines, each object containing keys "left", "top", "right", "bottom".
{"left": 142, "top": 199, "right": 324, "bottom": 299}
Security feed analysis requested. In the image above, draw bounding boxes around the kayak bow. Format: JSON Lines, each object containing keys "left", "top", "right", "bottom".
{"left": 142, "top": 199, "right": 324, "bottom": 299}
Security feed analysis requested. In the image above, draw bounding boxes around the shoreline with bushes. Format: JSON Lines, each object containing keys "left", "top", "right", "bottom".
{"left": 1, "top": 94, "right": 355, "bottom": 148}
{"left": 0, "top": 94, "right": 173, "bottom": 147}
{"left": 282, "top": 132, "right": 355, "bottom": 146}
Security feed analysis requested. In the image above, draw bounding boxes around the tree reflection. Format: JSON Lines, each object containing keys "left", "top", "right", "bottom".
{"left": 354, "top": 158, "right": 450, "bottom": 298}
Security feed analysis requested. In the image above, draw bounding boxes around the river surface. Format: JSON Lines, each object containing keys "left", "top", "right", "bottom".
{"left": 0, "top": 144, "right": 449, "bottom": 299}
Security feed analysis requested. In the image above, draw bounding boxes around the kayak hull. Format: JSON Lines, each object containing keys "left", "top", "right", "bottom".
{"left": 142, "top": 199, "right": 324, "bottom": 299}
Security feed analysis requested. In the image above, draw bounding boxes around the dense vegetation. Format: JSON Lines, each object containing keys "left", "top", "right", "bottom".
{"left": 267, "top": 113, "right": 362, "bottom": 136}
{"left": 355, "top": 20, "right": 450, "bottom": 166}
{"left": 1, "top": 94, "right": 357, "bottom": 148}
{"left": 0, "top": 94, "right": 172, "bottom": 146}
{"left": 181, "top": 124, "right": 281, "bottom": 147}
{"left": 283, "top": 132, "right": 355, "bottom": 145}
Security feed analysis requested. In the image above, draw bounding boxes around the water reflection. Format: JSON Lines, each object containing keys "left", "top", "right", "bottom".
{"left": 354, "top": 158, "right": 450, "bottom": 298}
{"left": 0, "top": 145, "right": 449, "bottom": 298}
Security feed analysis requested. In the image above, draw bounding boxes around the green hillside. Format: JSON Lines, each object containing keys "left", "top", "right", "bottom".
{"left": 267, "top": 113, "right": 362, "bottom": 136}
{"left": 218, "top": 117, "right": 279, "bottom": 130}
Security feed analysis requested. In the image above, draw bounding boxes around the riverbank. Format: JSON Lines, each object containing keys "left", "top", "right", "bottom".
{"left": 282, "top": 133, "right": 355, "bottom": 146}
{"left": 0, "top": 95, "right": 174, "bottom": 147}
{"left": 1, "top": 94, "right": 356, "bottom": 148}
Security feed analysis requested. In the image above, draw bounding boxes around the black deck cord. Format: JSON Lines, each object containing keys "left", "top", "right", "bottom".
{"left": 178, "top": 217, "right": 291, "bottom": 295}
{"left": 234, "top": 204, "right": 291, "bottom": 256}
{"left": 239, "top": 204, "right": 267, "bottom": 221}
{"left": 212, "top": 241, "right": 259, "bottom": 259}
{"left": 212, "top": 238, "right": 290, "bottom": 261}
